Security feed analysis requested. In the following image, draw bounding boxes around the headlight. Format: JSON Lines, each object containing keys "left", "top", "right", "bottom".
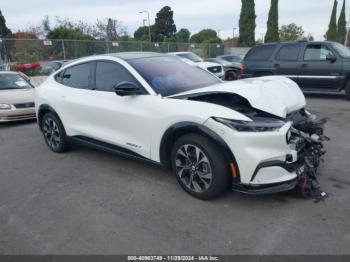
{"left": 213, "top": 117, "right": 285, "bottom": 132}
{"left": 0, "top": 103, "right": 11, "bottom": 110}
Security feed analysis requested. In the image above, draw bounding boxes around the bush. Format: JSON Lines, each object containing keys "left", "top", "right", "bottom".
{"left": 15, "top": 52, "right": 39, "bottom": 64}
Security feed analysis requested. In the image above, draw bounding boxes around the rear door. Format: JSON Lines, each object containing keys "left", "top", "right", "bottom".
{"left": 243, "top": 44, "right": 277, "bottom": 77}
{"left": 273, "top": 43, "right": 301, "bottom": 83}
{"left": 297, "top": 43, "right": 343, "bottom": 89}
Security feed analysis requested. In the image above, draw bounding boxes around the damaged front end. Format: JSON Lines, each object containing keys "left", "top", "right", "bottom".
{"left": 287, "top": 109, "right": 329, "bottom": 198}
{"left": 185, "top": 93, "right": 329, "bottom": 198}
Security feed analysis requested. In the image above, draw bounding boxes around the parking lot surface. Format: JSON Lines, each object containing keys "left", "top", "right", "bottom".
{"left": 0, "top": 95, "right": 350, "bottom": 255}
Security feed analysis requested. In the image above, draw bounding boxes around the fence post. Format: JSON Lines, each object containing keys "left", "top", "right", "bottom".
{"left": 61, "top": 40, "right": 66, "bottom": 60}
{"left": 167, "top": 43, "right": 170, "bottom": 53}
{"left": 140, "top": 42, "right": 143, "bottom": 52}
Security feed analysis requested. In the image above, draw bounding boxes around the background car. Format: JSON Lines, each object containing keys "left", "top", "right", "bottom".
{"left": 205, "top": 57, "right": 242, "bottom": 81}
{"left": 169, "top": 52, "right": 224, "bottom": 79}
{"left": 241, "top": 41, "right": 350, "bottom": 100}
{"left": 35, "top": 52, "right": 326, "bottom": 200}
{"left": 217, "top": 54, "right": 244, "bottom": 63}
{"left": 0, "top": 71, "right": 36, "bottom": 122}
{"left": 41, "top": 60, "right": 68, "bottom": 75}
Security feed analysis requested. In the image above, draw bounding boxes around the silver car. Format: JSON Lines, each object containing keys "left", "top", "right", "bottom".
{"left": 0, "top": 71, "right": 36, "bottom": 122}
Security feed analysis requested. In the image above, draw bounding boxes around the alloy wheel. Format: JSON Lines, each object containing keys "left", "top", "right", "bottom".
{"left": 175, "top": 144, "right": 213, "bottom": 193}
{"left": 43, "top": 117, "right": 61, "bottom": 150}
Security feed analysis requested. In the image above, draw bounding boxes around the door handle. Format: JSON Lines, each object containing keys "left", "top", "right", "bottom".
{"left": 274, "top": 63, "right": 280, "bottom": 68}
{"left": 301, "top": 63, "right": 308, "bottom": 68}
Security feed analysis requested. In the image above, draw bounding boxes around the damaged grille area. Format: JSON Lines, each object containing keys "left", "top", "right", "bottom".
{"left": 287, "top": 110, "right": 329, "bottom": 198}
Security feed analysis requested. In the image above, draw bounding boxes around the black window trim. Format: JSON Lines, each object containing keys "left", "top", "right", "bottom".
{"left": 303, "top": 43, "right": 335, "bottom": 62}
{"left": 92, "top": 59, "right": 149, "bottom": 95}
{"left": 275, "top": 44, "right": 301, "bottom": 62}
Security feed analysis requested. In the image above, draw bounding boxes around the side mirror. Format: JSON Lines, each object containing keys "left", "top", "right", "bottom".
{"left": 114, "top": 81, "right": 142, "bottom": 96}
{"left": 326, "top": 53, "right": 337, "bottom": 63}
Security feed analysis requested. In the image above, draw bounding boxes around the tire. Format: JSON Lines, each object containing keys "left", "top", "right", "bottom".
{"left": 41, "top": 112, "right": 69, "bottom": 153}
{"left": 345, "top": 81, "right": 350, "bottom": 100}
{"left": 170, "top": 134, "right": 231, "bottom": 200}
{"left": 225, "top": 71, "right": 238, "bottom": 81}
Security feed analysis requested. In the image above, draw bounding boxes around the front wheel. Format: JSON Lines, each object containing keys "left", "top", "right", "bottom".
{"left": 171, "top": 134, "right": 231, "bottom": 200}
{"left": 41, "top": 112, "right": 69, "bottom": 153}
{"left": 225, "top": 71, "right": 238, "bottom": 81}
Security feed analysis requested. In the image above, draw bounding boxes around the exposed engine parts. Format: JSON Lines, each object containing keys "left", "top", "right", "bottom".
{"left": 289, "top": 112, "right": 329, "bottom": 199}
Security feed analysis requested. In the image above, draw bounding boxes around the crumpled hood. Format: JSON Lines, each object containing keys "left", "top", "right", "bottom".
{"left": 169, "top": 76, "right": 306, "bottom": 118}
{"left": 0, "top": 88, "right": 34, "bottom": 104}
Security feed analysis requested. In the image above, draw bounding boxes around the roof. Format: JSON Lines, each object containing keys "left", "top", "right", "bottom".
{"left": 108, "top": 52, "right": 169, "bottom": 60}
{"left": 0, "top": 71, "right": 19, "bottom": 75}
{"left": 168, "top": 52, "right": 192, "bottom": 55}
{"left": 256, "top": 40, "right": 338, "bottom": 46}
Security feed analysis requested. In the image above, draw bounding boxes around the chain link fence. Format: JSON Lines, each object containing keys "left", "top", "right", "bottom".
{"left": 0, "top": 38, "right": 249, "bottom": 75}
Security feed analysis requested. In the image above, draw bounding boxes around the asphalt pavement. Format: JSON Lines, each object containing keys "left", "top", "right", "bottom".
{"left": 0, "top": 95, "right": 349, "bottom": 255}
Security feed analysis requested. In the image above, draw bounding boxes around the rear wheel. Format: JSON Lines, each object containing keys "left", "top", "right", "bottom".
{"left": 345, "top": 81, "right": 350, "bottom": 100}
{"left": 171, "top": 134, "right": 231, "bottom": 200}
{"left": 41, "top": 112, "right": 69, "bottom": 153}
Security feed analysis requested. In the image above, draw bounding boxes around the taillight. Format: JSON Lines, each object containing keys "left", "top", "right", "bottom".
{"left": 240, "top": 64, "right": 244, "bottom": 76}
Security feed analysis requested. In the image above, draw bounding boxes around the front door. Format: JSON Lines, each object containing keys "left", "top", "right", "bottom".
{"left": 297, "top": 43, "right": 343, "bottom": 89}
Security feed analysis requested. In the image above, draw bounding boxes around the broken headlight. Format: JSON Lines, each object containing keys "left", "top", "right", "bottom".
{"left": 213, "top": 117, "right": 285, "bottom": 132}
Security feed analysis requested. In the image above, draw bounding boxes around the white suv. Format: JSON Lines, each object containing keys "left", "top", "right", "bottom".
{"left": 169, "top": 52, "right": 224, "bottom": 79}
{"left": 35, "top": 52, "right": 327, "bottom": 199}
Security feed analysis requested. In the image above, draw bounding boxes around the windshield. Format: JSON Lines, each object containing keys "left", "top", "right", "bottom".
{"left": 176, "top": 53, "right": 203, "bottom": 63}
{"left": 128, "top": 56, "right": 221, "bottom": 96}
{"left": 0, "top": 74, "right": 32, "bottom": 90}
{"left": 331, "top": 42, "right": 350, "bottom": 58}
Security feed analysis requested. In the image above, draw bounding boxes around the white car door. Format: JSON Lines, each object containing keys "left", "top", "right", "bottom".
{"left": 71, "top": 60, "right": 155, "bottom": 158}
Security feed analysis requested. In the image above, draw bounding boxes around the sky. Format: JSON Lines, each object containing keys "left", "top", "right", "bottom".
{"left": 1, "top": 0, "right": 348, "bottom": 41}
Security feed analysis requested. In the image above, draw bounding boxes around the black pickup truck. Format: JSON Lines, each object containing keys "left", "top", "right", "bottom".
{"left": 241, "top": 41, "right": 350, "bottom": 99}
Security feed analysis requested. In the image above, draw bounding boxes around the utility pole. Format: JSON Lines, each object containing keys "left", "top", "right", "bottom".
{"left": 140, "top": 11, "right": 151, "bottom": 43}
{"left": 232, "top": 27, "right": 237, "bottom": 47}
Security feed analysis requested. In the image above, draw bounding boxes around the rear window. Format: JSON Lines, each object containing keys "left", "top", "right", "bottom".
{"left": 276, "top": 44, "right": 301, "bottom": 61}
{"left": 245, "top": 45, "right": 276, "bottom": 61}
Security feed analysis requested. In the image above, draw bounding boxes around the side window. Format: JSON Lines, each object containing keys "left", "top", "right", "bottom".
{"left": 54, "top": 71, "right": 64, "bottom": 83}
{"left": 245, "top": 45, "right": 276, "bottom": 61}
{"left": 304, "top": 45, "right": 333, "bottom": 61}
{"left": 276, "top": 44, "right": 300, "bottom": 61}
{"left": 61, "top": 62, "right": 93, "bottom": 89}
{"left": 95, "top": 61, "right": 139, "bottom": 92}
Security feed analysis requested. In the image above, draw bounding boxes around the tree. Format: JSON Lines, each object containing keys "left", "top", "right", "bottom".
{"left": 190, "top": 29, "right": 220, "bottom": 43}
{"left": 0, "top": 10, "right": 13, "bottom": 62}
{"left": 238, "top": 0, "right": 256, "bottom": 47}
{"left": 326, "top": 0, "right": 338, "bottom": 41}
{"left": 0, "top": 10, "right": 12, "bottom": 38}
{"left": 134, "top": 26, "right": 150, "bottom": 41}
{"left": 153, "top": 6, "right": 177, "bottom": 42}
{"left": 338, "top": 0, "right": 346, "bottom": 44}
{"left": 265, "top": 0, "right": 279, "bottom": 42}
{"left": 92, "top": 18, "right": 127, "bottom": 41}
{"left": 175, "top": 28, "right": 191, "bottom": 42}
{"left": 279, "top": 23, "right": 304, "bottom": 41}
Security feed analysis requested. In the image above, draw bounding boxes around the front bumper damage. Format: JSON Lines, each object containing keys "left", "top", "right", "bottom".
{"left": 289, "top": 113, "right": 329, "bottom": 198}
{"left": 232, "top": 110, "right": 329, "bottom": 197}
